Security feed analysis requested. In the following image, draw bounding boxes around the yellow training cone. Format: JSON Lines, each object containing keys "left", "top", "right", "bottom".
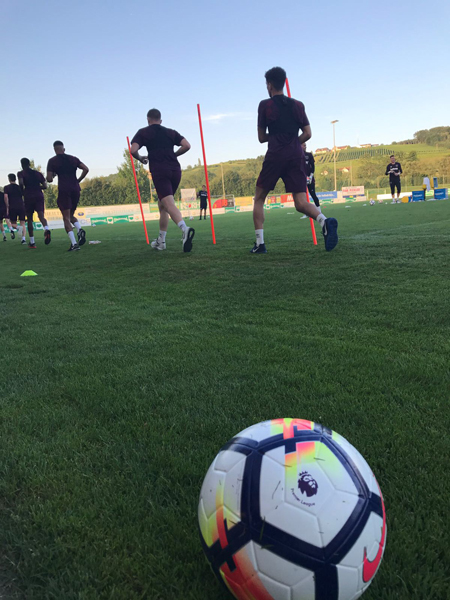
{"left": 20, "top": 270, "right": 38, "bottom": 277}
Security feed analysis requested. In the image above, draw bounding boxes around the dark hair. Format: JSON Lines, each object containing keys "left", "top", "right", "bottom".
{"left": 53, "top": 140, "right": 64, "bottom": 147}
{"left": 21, "top": 158, "right": 31, "bottom": 169}
{"left": 147, "top": 108, "right": 161, "bottom": 120}
{"left": 265, "top": 67, "right": 286, "bottom": 91}
{"left": 8, "top": 173, "right": 16, "bottom": 181}
{"left": 390, "top": 154, "right": 395, "bottom": 158}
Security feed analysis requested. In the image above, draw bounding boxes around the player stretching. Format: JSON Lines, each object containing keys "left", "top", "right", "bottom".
{"left": 46, "top": 141, "right": 89, "bottom": 251}
{"left": 251, "top": 67, "right": 338, "bottom": 253}
{"left": 0, "top": 190, "right": 13, "bottom": 241}
{"left": 130, "top": 109, "right": 195, "bottom": 252}
{"left": 18, "top": 158, "right": 51, "bottom": 248}
{"left": 385, "top": 155, "right": 403, "bottom": 203}
{"left": 4, "top": 174, "right": 26, "bottom": 244}
{"left": 302, "top": 143, "right": 322, "bottom": 212}
{"left": 198, "top": 185, "right": 208, "bottom": 220}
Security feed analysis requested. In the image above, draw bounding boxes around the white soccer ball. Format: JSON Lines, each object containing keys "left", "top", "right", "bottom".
{"left": 189, "top": 216, "right": 194, "bottom": 220}
{"left": 92, "top": 224, "right": 97, "bottom": 227}
{"left": 199, "top": 419, "right": 386, "bottom": 600}
{"left": 370, "top": 200, "right": 375, "bottom": 206}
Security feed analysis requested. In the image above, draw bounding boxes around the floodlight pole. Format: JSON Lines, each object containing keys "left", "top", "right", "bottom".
{"left": 331, "top": 120, "right": 339, "bottom": 191}
{"left": 221, "top": 164, "right": 226, "bottom": 200}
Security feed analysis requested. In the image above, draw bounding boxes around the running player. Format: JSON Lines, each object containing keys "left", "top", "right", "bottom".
{"left": 4, "top": 174, "right": 26, "bottom": 244}
{"left": 18, "top": 158, "right": 51, "bottom": 248}
{"left": 251, "top": 67, "right": 338, "bottom": 253}
{"left": 385, "top": 155, "right": 403, "bottom": 203}
{"left": 0, "top": 190, "right": 13, "bottom": 241}
{"left": 130, "top": 109, "right": 195, "bottom": 252}
{"left": 302, "top": 143, "right": 321, "bottom": 211}
{"left": 198, "top": 185, "right": 208, "bottom": 220}
{"left": 46, "top": 141, "right": 89, "bottom": 251}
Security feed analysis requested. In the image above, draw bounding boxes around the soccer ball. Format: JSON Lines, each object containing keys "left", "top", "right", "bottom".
{"left": 369, "top": 200, "right": 375, "bottom": 206}
{"left": 198, "top": 419, "right": 386, "bottom": 600}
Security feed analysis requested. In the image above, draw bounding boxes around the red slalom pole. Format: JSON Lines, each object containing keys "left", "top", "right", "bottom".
{"left": 197, "top": 104, "right": 216, "bottom": 245}
{"left": 285, "top": 78, "right": 317, "bottom": 246}
{"left": 126, "top": 136, "right": 149, "bottom": 245}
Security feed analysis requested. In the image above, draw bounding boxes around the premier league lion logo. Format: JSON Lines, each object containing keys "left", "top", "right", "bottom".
{"left": 298, "top": 471, "right": 319, "bottom": 498}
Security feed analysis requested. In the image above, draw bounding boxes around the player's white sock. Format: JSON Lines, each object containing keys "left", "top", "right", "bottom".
{"left": 177, "top": 220, "right": 187, "bottom": 232}
{"left": 159, "top": 230, "right": 167, "bottom": 241}
{"left": 22, "top": 236, "right": 26, "bottom": 241}
{"left": 44, "top": 225, "right": 50, "bottom": 231}
{"left": 316, "top": 213, "right": 326, "bottom": 227}
{"left": 30, "top": 236, "right": 35, "bottom": 244}
{"left": 73, "top": 221, "right": 81, "bottom": 231}
{"left": 68, "top": 231, "right": 77, "bottom": 245}
{"left": 255, "top": 229, "right": 264, "bottom": 245}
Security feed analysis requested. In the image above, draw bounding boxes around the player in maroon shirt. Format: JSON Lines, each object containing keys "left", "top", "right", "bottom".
{"left": 130, "top": 108, "right": 195, "bottom": 253}
{"left": 18, "top": 158, "right": 51, "bottom": 248}
{"left": 251, "top": 67, "right": 338, "bottom": 253}
{"left": 4, "top": 174, "right": 27, "bottom": 244}
{"left": 46, "top": 141, "right": 89, "bottom": 251}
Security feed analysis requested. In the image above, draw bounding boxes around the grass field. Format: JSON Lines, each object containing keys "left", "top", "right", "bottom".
{"left": 1, "top": 201, "right": 449, "bottom": 600}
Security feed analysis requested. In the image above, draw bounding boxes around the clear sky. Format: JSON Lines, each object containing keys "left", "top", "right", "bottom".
{"left": 1, "top": 0, "right": 449, "bottom": 186}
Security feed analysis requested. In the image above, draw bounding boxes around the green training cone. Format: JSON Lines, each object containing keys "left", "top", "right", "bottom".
{"left": 20, "top": 270, "right": 38, "bottom": 277}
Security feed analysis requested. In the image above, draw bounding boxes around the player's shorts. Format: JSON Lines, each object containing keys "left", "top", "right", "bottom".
{"left": 25, "top": 195, "right": 45, "bottom": 215}
{"left": 390, "top": 179, "right": 401, "bottom": 195}
{"left": 200, "top": 200, "right": 208, "bottom": 210}
{"left": 153, "top": 168, "right": 182, "bottom": 200}
{"left": 256, "top": 158, "right": 307, "bottom": 194}
{"left": 8, "top": 204, "right": 25, "bottom": 222}
{"left": 57, "top": 190, "right": 80, "bottom": 213}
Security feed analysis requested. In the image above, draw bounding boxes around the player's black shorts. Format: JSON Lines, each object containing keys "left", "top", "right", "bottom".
{"left": 9, "top": 204, "right": 25, "bottom": 222}
{"left": 200, "top": 200, "right": 207, "bottom": 210}
{"left": 390, "top": 179, "right": 401, "bottom": 195}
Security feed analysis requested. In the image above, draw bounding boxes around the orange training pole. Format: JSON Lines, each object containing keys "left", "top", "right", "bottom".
{"left": 197, "top": 104, "right": 216, "bottom": 244}
{"left": 285, "top": 78, "right": 317, "bottom": 246}
{"left": 127, "top": 136, "right": 149, "bottom": 245}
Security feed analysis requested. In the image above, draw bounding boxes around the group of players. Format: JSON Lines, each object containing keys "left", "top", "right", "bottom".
{"left": 0, "top": 143, "right": 89, "bottom": 251}
{"left": 1, "top": 66, "right": 338, "bottom": 255}
{"left": 129, "top": 66, "right": 338, "bottom": 254}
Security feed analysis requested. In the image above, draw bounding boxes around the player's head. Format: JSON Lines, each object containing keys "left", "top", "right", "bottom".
{"left": 265, "top": 67, "right": 286, "bottom": 97}
{"left": 302, "top": 143, "right": 307, "bottom": 151}
{"left": 8, "top": 173, "right": 16, "bottom": 182}
{"left": 21, "top": 158, "right": 31, "bottom": 170}
{"left": 390, "top": 154, "right": 395, "bottom": 163}
{"left": 202, "top": 185, "right": 206, "bottom": 190}
{"left": 53, "top": 140, "right": 65, "bottom": 154}
{"left": 147, "top": 108, "right": 162, "bottom": 125}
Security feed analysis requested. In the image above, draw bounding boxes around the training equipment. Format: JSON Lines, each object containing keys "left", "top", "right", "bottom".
{"left": 197, "top": 104, "right": 216, "bottom": 244}
{"left": 199, "top": 418, "right": 386, "bottom": 600}
{"left": 20, "top": 270, "right": 37, "bottom": 276}
{"left": 370, "top": 200, "right": 375, "bottom": 205}
{"left": 286, "top": 78, "right": 317, "bottom": 246}
{"left": 126, "top": 136, "right": 150, "bottom": 245}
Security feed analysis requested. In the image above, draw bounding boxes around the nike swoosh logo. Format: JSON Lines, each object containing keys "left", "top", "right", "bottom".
{"left": 363, "top": 489, "right": 386, "bottom": 583}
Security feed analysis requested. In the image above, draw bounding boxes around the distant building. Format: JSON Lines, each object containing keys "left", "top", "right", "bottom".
{"left": 340, "top": 167, "right": 351, "bottom": 173}
{"left": 321, "top": 170, "right": 329, "bottom": 176}
{"left": 360, "top": 144, "right": 372, "bottom": 148}
{"left": 337, "top": 145, "right": 350, "bottom": 150}
{"left": 315, "top": 148, "right": 331, "bottom": 154}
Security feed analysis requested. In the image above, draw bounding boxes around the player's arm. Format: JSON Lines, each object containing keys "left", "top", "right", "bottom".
{"left": 174, "top": 138, "right": 191, "bottom": 157}
{"left": 385, "top": 165, "right": 389, "bottom": 175}
{"left": 311, "top": 154, "right": 315, "bottom": 175}
{"left": 130, "top": 142, "right": 148, "bottom": 165}
{"left": 46, "top": 169, "right": 55, "bottom": 183}
{"left": 398, "top": 163, "right": 403, "bottom": 175}
{"left": 258, "top": 127, "right": 269, "bottom": 143}
{"left": 298, "top": 125, "right": 311, "bottom": 145}
{"left": 77, "top": 162, "right": 89, "bottom": 184}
